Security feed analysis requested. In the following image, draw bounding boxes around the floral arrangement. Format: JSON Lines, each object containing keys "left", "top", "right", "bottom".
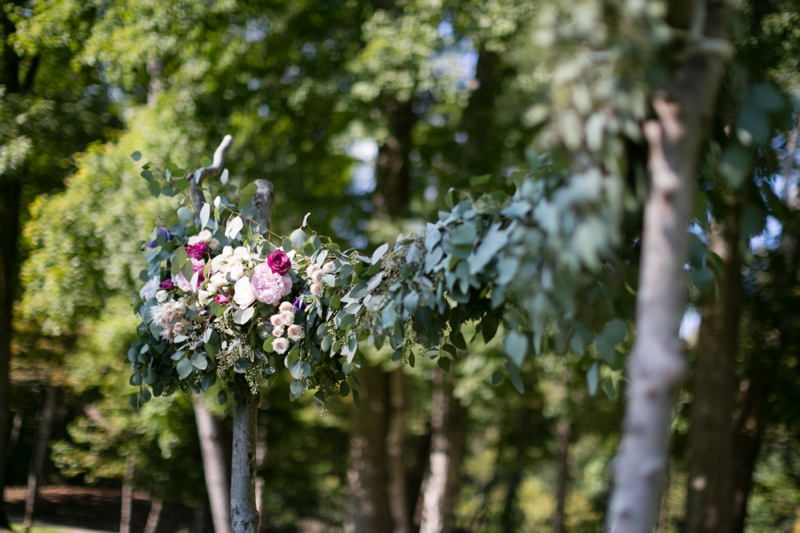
{"left": 130, "top": 193, "right": 382, "bottom": 406}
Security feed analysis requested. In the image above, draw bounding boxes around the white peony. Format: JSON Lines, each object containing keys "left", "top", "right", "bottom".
{"left": 233, "top": 277, "right": 256, "bottom": 308}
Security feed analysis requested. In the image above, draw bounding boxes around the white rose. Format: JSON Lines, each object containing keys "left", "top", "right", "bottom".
{"left": 222, "top": 246, "right": 234, "bottom": 258}
{"left": 234, "top": 246, "right": 251, "bottom": 262}
{"left": 322, "top": 262, "right": 335, "bottom": 273}
{"left": 233, "top": 277, "right": 256, "bottom": 308}
{"left": 272, "top": 337, "right": 290, "bottom": 354}
{"left": 270, "top": 314, "right": 283, "bottom": 327}
{"left": 279, "top": 310, "right": 295, "bottom": 326}
{"left": 310, "top": 283, "right": 324, "bottom": 296}
{"left": 228, "top": 261, "right": 245, "bottom": 282}
{"left": 279, "top": 301, "right": 295, "bottom": 313}
{"left": 210, "top": 238, "right": 220, "bottom": 250}
{"left": 198, "top": 290, "right": 213, "bottom": 306}
{"left": 205, "top": 282, "right": 218, "bottom": 295}
{"left": 287, "top": 324, "right": 304, "bottom": 341}
{"left": 155, "top": 290, "right": 169, "bottom": 303}
{"left": 197, "top": 229, "right": 213, "bottom": 243}
{"left": 187, "top": 235, "right": 202, "bottom": 246}
{"left": 211, "top": 272, "right": 228, "bottom": 287}
{"left": 272, "top": 326, "right": 285, "bottom": 338}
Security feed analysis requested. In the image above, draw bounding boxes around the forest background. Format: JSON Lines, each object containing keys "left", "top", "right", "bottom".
{"left": 2, "top": 0, "right": 800, "bottom": 532}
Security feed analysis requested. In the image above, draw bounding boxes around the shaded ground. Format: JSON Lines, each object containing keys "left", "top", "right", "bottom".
{"left": 5, "top": 486, "right": 206, "bottom": 533}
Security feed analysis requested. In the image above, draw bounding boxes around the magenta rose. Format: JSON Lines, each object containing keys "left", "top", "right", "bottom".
{"left": 186, "top": 242, "right": 208, "bottom": 260}
{"left": 159, "top": 279, "right": 175, "bottom": 291}
{"left": 267, "top": 250, "right": 291, "bottom": 275}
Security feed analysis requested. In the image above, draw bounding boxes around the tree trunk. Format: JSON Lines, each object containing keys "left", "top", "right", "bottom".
{"left": 230, "top": 390, "right": 259, "bottom": 533}
{"left": 193, "top": 398, "right": 231, "bottom": 533}
{"left": 374, "top": 97, "right": 417, "bottom": 218}
{"left": 120, "top": 454, "right": 135, "bottom": 533}
{"left": 418, "top": 369, "right": 463, "bottom": 533}
{"left": 143, "top": 499, "right": 163, "bottom": 533}
{"left": 346, "top": 365, "right": 391, "bottom": 533}
{"left": 256, "top": 398, "right": 269, "bottom": 533}
{"left": 6, "top": 409, "right": 21, "bottom": 459}
{"left": 605, "top": 4, "right": 731, "bottom": 531}
{"left": 684, "top": 217, "right": 741, "bottom": 533}
{"left": 387, "top": 368, "right": 410, "bottom": 533}
{"left": 552, "top": 422, "right": 571, "bottom": 533}
{"left": 23, "top": 383, "right": 58, "bottom": 532}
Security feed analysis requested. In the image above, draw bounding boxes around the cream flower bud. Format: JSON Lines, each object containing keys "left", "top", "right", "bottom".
{"left": 287, "top": 324, "right": 304, "bottom": 341}
{"left": 197, "top": 229, "right": 213, "bottom": 243}
{"left": 279, "top": 301, "right": 295, "bottom": 313}
{"left": 155, "top": 290, "right": 169, "bottom": 303}
{"left": 172, "top": 321, "right": 187, "bottom": 337}
{"left": 312, "top": 270, "right": 324, "bottom": 284}
{"left": 272, "top": 337, "right": 289, "bottom": 354}
{"left": 234, "top": 246, "right": 251, "bottom": 262}
{"left": 306, "top": 264, "right": 319, "bottom": 278}
{"left": 209, "top": 238, "right": 220, "bottom": 250}
{"left": 310, "top": 283, "right": 324, "bottom": 296}
{"left": 270, "top": 314, "right": 283, "bottom": 327}
{"left": 279, "top": 310, "right": 295, "bottom": 326}
{"left": 322, "top": 262, "right": 335, "bottom": 273}
{"left": 272, "top": 326, "right": 285, "bottom": 338}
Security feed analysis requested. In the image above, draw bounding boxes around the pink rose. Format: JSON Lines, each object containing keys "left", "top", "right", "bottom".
{"left": 252, "top": 263, "right": 292, "bottom": 305}
{"left": 214, "top": 294, "right": 230, "bottom": 304}
{"left": 267, "top": 250, "right": 291, "bottom": 275}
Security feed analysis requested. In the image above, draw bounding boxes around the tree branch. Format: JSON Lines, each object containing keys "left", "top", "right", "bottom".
{"left": 189, "top": 135, "right": 233, "bottom": 210}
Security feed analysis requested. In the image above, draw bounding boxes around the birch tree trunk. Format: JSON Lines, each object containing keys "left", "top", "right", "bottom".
{"left": 23, "top": 383, "right": 58, "bottom": 533}
{"left": 231, "top": 390, "right": 259, "bottom": 533}
{"left": 120, "top": 454, "right": 135, "bottom": 533}
{"left": 143, "top": 499, "right": 163, "bottom": 533}
{"left": 685, "top": 216, "right": 741, "bottom": 533}
{"left": 605, "top": 3, "right": 731, "bottom": 531}
{"left": 193, "top": 398, "right": 231, "bottom": 533}
{"left": 418, "top": 369, "right": 463, "bottom": 533}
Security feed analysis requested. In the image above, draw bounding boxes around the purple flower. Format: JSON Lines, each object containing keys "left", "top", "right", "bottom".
{"left": 293, "top": 297, "right": 307, "bottom": 313}
{"left": 267, "top": 250, "right": 291, "bottom": 275}
{"left": 186, "top": 242, "right": 208, "bottom": 259}
{"left": 159, "top": 279, "right": 175, "bottom": 291}
{"left": 147, "top": 227, "right": 173, "bottom": 248}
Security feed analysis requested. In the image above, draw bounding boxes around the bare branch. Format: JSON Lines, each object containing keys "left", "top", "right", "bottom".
{"left": 189, "top": 135, "right": 233, "bottom": 211}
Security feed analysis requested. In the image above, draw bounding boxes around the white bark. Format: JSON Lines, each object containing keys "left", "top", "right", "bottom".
{"left": 231, "top": 392, "right": 259, "bottom": 533}
{"left": 605, "top": 3, "right": 731, "bottom": 531}
{"left": 193, "top": 398, "right": 231, "bottom": 533}
{"left": 387, "top": 369, "right": 410, "bottom": 533}
{"left": 143, "top": 499, "right": 163, "bottom": 533}
{"left": 120, "top": 454, "right": 135, "bottom": 533}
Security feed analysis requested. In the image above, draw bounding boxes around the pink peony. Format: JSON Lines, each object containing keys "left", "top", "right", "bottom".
{"left": 267, "top": 250, "right": 291, "bottom": 275}
{"left": 175, "top": 259, "right": 205, "bottom": 293}
{"left": 251, "top": 263, "right": 292, "bottom": 305}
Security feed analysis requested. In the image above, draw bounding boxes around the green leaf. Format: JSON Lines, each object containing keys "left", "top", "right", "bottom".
{"left": 469, "top": 174, "right": 491, "bottom": 186}
{"left": 176, "top": 358, "right": 194, "bottom": 379}
{"left": 218, "top": 391, "right": 228, "bottom": 405}
{"left": 595, "top": 337, "right": 618, "bottom": 367}
{"left": 200, "top": 203, "right": 211, "bottom": 229}
{"left": 438, "top": 357, "right": 451, "bottom": 373}
{"left": 692, "top": 267, "right": 714, "bottom": 293}
{"left": 148, "top": 180, "right": 161, "bottom": 198}
{"left": 601, "top": 319, "right": 627, "bottom": 346}
{"left": 161, "top": 186, "right": 176, "bottom": 197}
{"left": 191, "top": 352, "right": 208, "bottom": 370}
{"left": 290, "top": 228, "right": 307, "bottom": 249}
{"left": 491, "top": 369, "right": 504, "bottom": 386}
{"left": 235, "top": 306, "right": 256, "bottom": 325}
{"left": 444, "top": 189, "right": 455, "bottom": 209}
{"left": 131, "top": 151, "right": 142, "bottom": 161}
{"left": 282, "top": 238, "right": 293, "bottom": 252}
{"left": 451, "top": 224, "right": 477, "bottom": 246}
{"left": 719, "top": 145, "right": 754, "bottom": 189}
{"left": 505, "top": 362, "right": 524, "bottom": 393}
{"left": 586, "top": 362, "right": 599, "bottom": 396}
{"left": 481, "top": 314, "right": 499, "bottom": 343}
{"left": 504, "top": 331, "right": 528, "bottom": 367}
{"left": 371, "top": 243, "right": 389, "bottom": 265}
{"left": 736, "top": 107, "right": 769, "bottom": 146}
{"left": 177, "top": 206, "right": 193, "bottom": 225}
